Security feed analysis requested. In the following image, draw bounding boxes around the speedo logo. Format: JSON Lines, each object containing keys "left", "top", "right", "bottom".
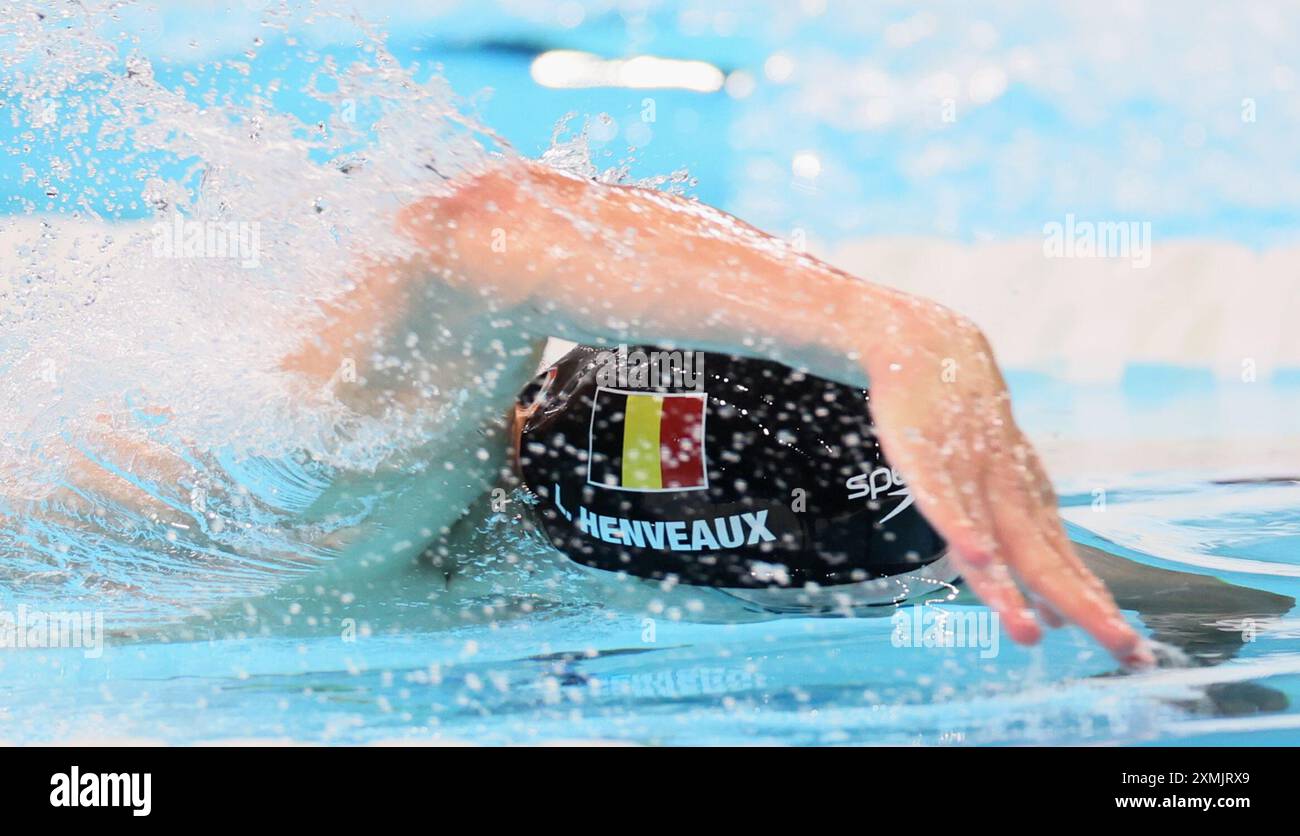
{"left": 576, "top": 506, "right": 775, "bottom": 552}
{"left": 845, "top": 466, "right": 914, "bottom": 524}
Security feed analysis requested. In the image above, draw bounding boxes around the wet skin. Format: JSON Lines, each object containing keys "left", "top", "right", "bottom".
{"left": 20, "top": 160, "right": 1164, "bottom": 663}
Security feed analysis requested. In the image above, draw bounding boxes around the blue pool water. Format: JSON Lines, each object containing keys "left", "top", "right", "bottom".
{"left": 2, "top": 2, "right": 1299, "bottom": 745}
{"left": 2, "top": 380, "right": 1298, "bottom": 746}
{"left": 2, "top": 485, "right": 1299, "bottom": 746}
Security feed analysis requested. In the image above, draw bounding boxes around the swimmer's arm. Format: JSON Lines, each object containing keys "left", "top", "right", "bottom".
{"left": 303, "top": 160, "right": 1147, "bottom": 665}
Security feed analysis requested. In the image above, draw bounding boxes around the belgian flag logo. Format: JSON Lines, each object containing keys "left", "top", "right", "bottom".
{"left": 587, "top": 388, "right": 708, "bottom": 492}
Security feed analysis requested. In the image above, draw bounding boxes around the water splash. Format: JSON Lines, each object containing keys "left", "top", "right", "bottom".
{"left": 541, "top": 110, "right": 695, "bottom": 193}
{"left": 0, "top": 0, "right": 515, "bottom": 624}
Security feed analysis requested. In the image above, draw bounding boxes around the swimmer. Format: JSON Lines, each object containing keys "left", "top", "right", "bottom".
{"left": 11, "top": 160, "right": 1288, "bottom": 666}
{"left": 496, "top": 343, "right": 1291, "bottom": 677}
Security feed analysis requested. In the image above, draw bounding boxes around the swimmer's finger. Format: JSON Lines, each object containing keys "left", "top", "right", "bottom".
{"left": 1040, "top": 509, "right": 1109, "bottom": 593}
{"left": 999, "top": 437, "right": 1153, "bottom": 663}
{"left": 1032, "top": 594, "right": 1067, "bottom": 629}
{"left": 875, "top": 431, "right": 997, "bottom": 568}
{"left": 1022, "top": 450, "right": 1106, "bottom": 589}
{"left": 1031, "top": 562, "right": 1144, "bottom": 662}
{"left": 993, "top": 481, "right": 1144, "bottom": 662}
{"left": 1043, "top": 533, "right": 1150, "bottom": 665}
{"left": 950, "top": 555, "right": 1041, "bottom": 645}
{"left": 1000, "top": 434, "right": 1102, "bottom": 590}
{"left": 957, "top": 461, "right": 1045, "bottom": 644}
{"left": 916, "top": 487, "right": 995, "bottom": 568}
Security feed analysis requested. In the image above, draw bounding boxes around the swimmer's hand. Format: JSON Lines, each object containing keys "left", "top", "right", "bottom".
{"left": 862, "top": 306, "right": 1152, "bottom": 668}
{"left": 381, "top": 160, "right": 1150, "bottom": 667}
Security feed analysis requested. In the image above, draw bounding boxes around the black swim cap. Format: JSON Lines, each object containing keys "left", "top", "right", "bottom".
{"left": 516, "top": 345, "right": 946, "bottom": 590}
